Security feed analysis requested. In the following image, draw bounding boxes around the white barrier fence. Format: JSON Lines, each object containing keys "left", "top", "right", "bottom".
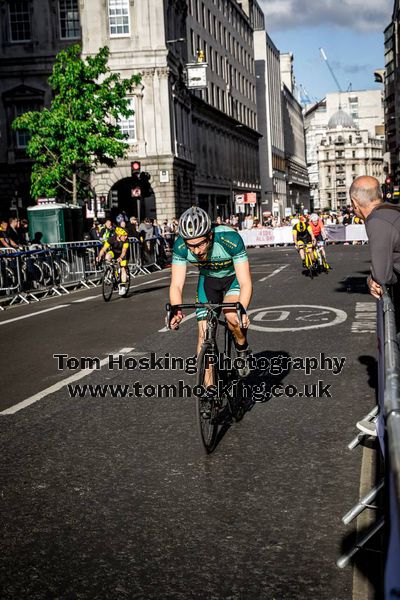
{"left": 239, "top": 224, "right": 368, "bottom": 247}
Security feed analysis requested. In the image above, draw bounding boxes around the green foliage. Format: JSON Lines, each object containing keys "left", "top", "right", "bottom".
{"left": 12, "top": 45, "right": 141, "bottom": 202}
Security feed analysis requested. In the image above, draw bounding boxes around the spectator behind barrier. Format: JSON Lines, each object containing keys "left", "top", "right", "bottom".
{"left": 138, "top": 217, "right": 155, "bottom": 265}
{"left": 99, "top": 218, "right": 114, "bottom": 242}
{"left": 89, "top": 219, "right": 101, "bottom": 240}
{"left": 0, "top": 219, "right": 19, "bottom": 249}
{"left": 7, "top": 217, "right": 20, "bottom": 246}
{"left": 126, "top": 217, "right": 140, "bottom": 241}
{"left": 18, "top": 218, "right": 30, "bottom": 244}
{"left": 349, "top": 175, "right": 400, "bottom": 301}
{"left": 138, "top": 217, "right": 155, "bottom": 240}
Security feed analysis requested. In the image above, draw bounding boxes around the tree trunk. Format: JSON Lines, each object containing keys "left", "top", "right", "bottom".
{"left": 72, "top": 172, "right": 77, "bottom": 205}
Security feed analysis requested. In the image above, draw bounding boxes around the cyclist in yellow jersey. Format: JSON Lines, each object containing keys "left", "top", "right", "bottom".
{"left": 292, "top": 221, "right": 316, "bottom": 268}
{"left": 96, "top": 227, "right": 130, "bottom": 296}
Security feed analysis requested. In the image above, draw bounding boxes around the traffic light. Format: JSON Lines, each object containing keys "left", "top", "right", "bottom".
{"left": 384, "top": 175, "right": 394, "bottom": 202}
{"left": 131, "top": 160, "right": 141, "bottom": 176}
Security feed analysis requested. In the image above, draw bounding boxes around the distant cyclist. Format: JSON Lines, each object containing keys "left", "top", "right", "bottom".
{"left": 96, "top": 227, "right": 130, "bottom": 296}
{"left": 292, "top": 220, "right": 316, "bottom": 268}
{"left": 168, "top": 207, "right": 253, "bottom": 377}
{"left": 309, "top": 213, "right": 329, "bottom": 268}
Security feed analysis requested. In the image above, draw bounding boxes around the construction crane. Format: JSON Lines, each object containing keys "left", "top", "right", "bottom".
{"left": 319, "top": 47, "right": 343, "bottom": 93}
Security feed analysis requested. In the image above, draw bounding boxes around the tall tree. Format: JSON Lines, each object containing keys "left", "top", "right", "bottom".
{"left": 13, "top": 44, "right": 141, "bottom": 204}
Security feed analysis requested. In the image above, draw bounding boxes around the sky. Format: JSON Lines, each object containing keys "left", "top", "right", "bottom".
{"left": 259, "top": 0, "right": 393, "bottom": 102}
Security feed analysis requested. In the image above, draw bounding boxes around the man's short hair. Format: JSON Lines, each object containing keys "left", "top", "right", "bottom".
{"left": 349, "top": 177, "right": 383, "bottom": 206}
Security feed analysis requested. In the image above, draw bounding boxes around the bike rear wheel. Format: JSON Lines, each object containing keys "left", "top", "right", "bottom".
{"left": 224, "top": 331, "right": 245, "bottom": 421}
{"left": 102, "top": 265, "right": 114, "bottom": 301}
{"left": 196, "top": 343, "right": 220, "bottom": 454}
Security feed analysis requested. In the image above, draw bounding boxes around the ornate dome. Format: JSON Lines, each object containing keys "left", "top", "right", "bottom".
{"left": 327, "top": 109, "right": 356, "bottom": 130}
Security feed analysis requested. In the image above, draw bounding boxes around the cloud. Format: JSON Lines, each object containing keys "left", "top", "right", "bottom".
{"left": 331, "top": 60, "right": 372, "bottom": 75}
{"left": 260, "top": 0, "right": 393, "bottom": 32}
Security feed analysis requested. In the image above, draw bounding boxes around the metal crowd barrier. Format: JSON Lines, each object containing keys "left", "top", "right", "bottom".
{"left": 381, "top": 289, "right": 400, "bottom": 597}
{"left": 338, "top": 286, "right": 400, "bottom": 598}
{"left": 0, "top": 235, "right": 169, "bottom": 308}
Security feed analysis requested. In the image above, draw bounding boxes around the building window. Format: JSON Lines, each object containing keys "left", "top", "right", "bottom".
{"left": 59, "top": 0, "right": 80, "bottom": 39}
{"left": 118, "top": 98, "right": 136, "bottom": 143}
{"left": 14, "top": 103, "right": 38, "bottom": 148}
{"left": 8, "top": 1, "right": 31, "bottom": 42}
{"left": 108, "top": 0, "right": 130, "bottom": 36}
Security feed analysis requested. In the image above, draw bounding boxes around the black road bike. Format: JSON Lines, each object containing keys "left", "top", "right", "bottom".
{"left": 102, "top": 259, "right": 131, "bottom": 302}
{"left": 166, "top": 302, "right": 247, "bottom": 454}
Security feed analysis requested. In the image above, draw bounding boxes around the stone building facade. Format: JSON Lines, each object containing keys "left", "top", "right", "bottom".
{"left": 0, "top": 0, "right": 262, "bottom": 221}
{"left": 384, "top": 1, "right": 400, "bottom": 181}
{"left": 185, "top": 0, "right": 261, "bottom": 219}
{"left": 253, "top": 28, "right": 286, "bottom": 217}
{"left": 317, "top": 109, "right": 384, "bottom": 211}
{"left": 0, "top": 0, "right": 81, "bottom": 213}
{"left": 280, "top": 53, "right": 309, "bottom": 213}
{"left": 304, "top": 89, "right": 385, "bottom": 210}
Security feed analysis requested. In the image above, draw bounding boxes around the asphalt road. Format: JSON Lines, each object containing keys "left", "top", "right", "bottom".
{"left": 0, "top": 244, "right": 380, "bottom": 599}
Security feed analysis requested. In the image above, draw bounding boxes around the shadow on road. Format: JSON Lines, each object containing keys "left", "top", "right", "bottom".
{"left": 210, "top": 349, "right": 291, "bottom": 453}
{"left": 334, "top": 269, "right": 370, "bottom": 294}
{"left": 126, "top": 284, "right": 170, "bottom": 298}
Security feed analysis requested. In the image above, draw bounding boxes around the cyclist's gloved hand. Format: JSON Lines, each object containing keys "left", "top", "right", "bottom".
{"left": 169, "top": 310, "right": 184, "bottom": 330}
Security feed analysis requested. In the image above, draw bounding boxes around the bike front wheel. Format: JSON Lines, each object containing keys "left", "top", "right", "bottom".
{"left": 195, "top": 343, "right": 220, "bottom": 454}
{"left": 102, "top": 265, "right": 114, "bottom": 301}
{"left": 305, "top": 252, "right": 314, "bottom": 279}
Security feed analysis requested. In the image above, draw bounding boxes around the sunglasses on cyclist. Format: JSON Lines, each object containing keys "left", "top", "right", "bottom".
{"left": 185, "top": 237, "right": 210, "bottom": 250}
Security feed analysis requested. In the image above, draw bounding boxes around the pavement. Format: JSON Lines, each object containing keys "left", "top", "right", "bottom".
{"left": 0, "top": 244, "right": 382, "bottom": 599}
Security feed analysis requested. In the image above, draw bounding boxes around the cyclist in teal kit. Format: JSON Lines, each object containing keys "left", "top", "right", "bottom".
{"left": 168, "top": 207, "right": 253, "bottom": 377}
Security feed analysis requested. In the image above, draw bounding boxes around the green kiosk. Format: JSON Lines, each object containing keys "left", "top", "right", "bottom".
{"left": 28, "top": 203, "right": 84, "bottom": 244}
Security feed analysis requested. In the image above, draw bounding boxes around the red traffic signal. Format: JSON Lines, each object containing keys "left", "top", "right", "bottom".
{"left": 386, "top": 176, "right": 392, "bottom": 185}
{"left": 131, "top": 161, "right": 141, "bottom": 176}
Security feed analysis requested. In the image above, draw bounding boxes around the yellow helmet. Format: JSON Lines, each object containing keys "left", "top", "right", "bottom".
{"left": 115, "top": 227, "right": 128, "bottom": 237}
{"left": 296, "top": 222, "right": 306, "bottom": 233}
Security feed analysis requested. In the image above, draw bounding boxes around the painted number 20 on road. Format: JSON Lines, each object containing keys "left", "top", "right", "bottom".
{"left": 247, "top": 305, "right": 347, "bottom": 332}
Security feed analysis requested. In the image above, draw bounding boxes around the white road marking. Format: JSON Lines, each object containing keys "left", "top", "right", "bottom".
{"left": 0, "top": 276, "right": 171, "bottom": 325}
{"left": 259, "top": 265, "right": 288, "bottom": 282}
{"left": 72, "top": 295, "right": 101, "bottom": 303}
{"left": 0, "top": 304, "right": 70, "bottom": 326}
{"left": 351, "top": 302, "right": 376, "bottom": 333}
{"left": 1, "top": 347, "right": 135, "bottom": 415}
{"left": 248, "top": 305, "right": 347, "bottom": 332}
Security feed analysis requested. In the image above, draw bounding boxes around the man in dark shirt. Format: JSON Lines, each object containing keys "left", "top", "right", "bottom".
{"left": 349, "top": 175, "right": 400, "bottom": 299}
{"left": 7, "top": 217, "right": 20, "bottom": 245}
{"left": 0, "top": 219, "right": 19, "bottom": 249}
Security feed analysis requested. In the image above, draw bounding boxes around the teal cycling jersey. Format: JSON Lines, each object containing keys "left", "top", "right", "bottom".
{"left": 172, "top": 225, "right": 248, "bottom": 278}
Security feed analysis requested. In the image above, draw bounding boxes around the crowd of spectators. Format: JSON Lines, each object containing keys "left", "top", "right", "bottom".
{"left": 0, "top": 205, "right": 364, "bottom": 253}
{"left": 0, "top": 217, "right": 29, "bottom": 249}
{"left": 231, "top": 206, "right": 363, "bottom": 231}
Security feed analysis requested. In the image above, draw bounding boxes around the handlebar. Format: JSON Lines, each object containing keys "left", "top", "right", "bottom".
{"left": 165, "top": 302, "right": 246, "bottom": 330}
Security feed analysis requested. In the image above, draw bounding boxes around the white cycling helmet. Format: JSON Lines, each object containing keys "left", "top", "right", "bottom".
{"left": 310, "top": 213, "right": 319, "bottom": 223}
{"left": 178, "top": 207, "right": 212, "bottom": 240}
{"left": 291, "top": 218, "right": 300, "bottom": 226}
